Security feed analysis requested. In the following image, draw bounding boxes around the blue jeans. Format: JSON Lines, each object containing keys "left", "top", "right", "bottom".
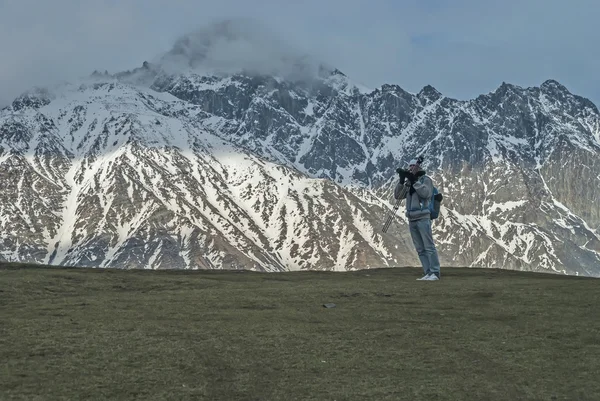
{"left": 409, "top": 218, "right": 441, "bottom": 277}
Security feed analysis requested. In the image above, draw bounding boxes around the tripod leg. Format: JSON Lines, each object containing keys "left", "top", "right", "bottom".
{"left": 382, "top": 198, "right": 402, "bottom": 233}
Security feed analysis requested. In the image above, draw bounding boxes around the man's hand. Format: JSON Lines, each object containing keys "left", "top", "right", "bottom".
{"left": 396, "top": 168, "right": 408, "bottom": 182}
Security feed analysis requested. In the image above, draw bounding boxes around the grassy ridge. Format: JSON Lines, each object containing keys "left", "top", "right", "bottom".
{"left": 1, "top": 264, "right": 599, "bottom": 401}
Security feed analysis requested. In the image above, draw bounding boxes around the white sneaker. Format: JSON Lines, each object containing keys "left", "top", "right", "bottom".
{"left": 425, "top": 274, "right": 440, "bottom": 281}
{"left": 417, "top": 274, "right": 431, "bottom": 280}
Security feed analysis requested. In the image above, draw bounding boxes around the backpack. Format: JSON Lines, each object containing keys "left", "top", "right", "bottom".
{"left": 429, "top": 186, "right": 443, "bottom": 220}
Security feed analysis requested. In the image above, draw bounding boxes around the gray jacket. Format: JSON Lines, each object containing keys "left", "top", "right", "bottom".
{"left": 394, "top": 174, "right": 433, "bottom": 221}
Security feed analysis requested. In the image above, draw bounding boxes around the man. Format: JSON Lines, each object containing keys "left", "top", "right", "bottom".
{"left": 394, "top": 157, "right": 441, "bottom": 281}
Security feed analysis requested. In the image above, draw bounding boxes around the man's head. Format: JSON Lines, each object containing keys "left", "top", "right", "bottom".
{"left": 408, "top": 158, "right": 421, "bottom": 174}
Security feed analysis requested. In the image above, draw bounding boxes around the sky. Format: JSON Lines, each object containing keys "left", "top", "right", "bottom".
{"left": 1, "top": 0, "right": 599, "bottom": 107}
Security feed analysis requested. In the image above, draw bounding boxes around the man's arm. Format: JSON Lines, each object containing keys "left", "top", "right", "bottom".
{"left": 413, "top": 176, "right": 432, "bottom": 200}
{"left": 394, "top": 179, "right": 409, "bottom": 200}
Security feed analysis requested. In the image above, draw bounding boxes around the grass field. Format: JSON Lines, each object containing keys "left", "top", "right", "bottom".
{"left": 1, "top": 263, "right": 599, "bottom": 401}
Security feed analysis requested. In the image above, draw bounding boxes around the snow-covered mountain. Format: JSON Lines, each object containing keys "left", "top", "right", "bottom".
{"left": 1, "top": 22, "right": 599, "bottom": 276}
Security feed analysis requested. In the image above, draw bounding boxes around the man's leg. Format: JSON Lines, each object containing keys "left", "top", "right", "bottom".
{"left": 417, "top": 219, "right": 441, "bottom": 278}
{"left": 409, "top": 221, "right": 430, "bottom": 276}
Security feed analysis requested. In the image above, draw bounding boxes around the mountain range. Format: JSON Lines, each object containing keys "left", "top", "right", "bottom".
{"left": 1, "top": 21, "right": 599, "bottom": 276}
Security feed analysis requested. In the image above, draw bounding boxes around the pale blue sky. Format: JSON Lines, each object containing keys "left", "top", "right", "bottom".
{"left": 1, "top": 0, "right": 599, "bottom": 107}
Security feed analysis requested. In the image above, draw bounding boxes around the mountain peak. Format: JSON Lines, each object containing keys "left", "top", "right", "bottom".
{"left": 541, "top": 79, "right": 564, "bottom": 87}
{"left": 9, "top": 87, "right": 54, "bottom": 111}
{"left": 496, "top": 81, "right": 518, "bottom": 92}
{"left": 540, "top": 79, "right": 570, "bottom": 94}
{"left": 417, "top": 84, "right": 442, "bottom": 103}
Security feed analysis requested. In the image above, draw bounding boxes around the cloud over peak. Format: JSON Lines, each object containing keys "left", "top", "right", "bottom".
{"left": 156, "top": 18, "right": 328, "bottom": 81}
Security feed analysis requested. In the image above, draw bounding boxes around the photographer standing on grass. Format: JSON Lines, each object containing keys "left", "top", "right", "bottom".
{"left": 394, "top": 156, "right": 441, "bottom": 281}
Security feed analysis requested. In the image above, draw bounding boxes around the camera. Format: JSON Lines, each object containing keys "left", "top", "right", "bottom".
{"left": 396, "top": 167, "right": 409, "bottom": 181}
{"left": 395, "top": 155, "right": 424, "bottom": 183}
{"left": 395, "top": 167, "right": 415, "bottom": 184}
